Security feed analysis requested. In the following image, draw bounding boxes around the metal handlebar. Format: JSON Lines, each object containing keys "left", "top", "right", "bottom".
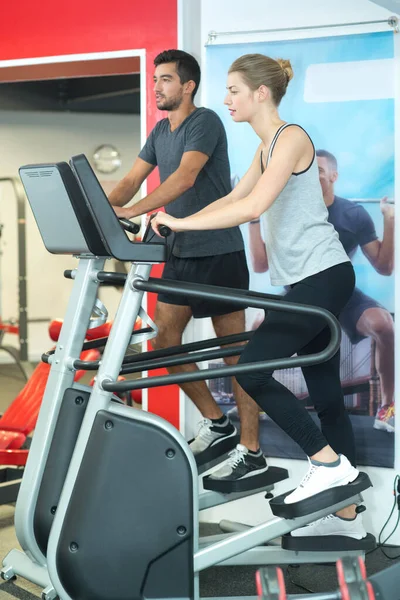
{"left": 118, "top": 218, "right": 140, "bottom": 235}
{"left": 101, "top": 277, "right": 341, "bottom": 393}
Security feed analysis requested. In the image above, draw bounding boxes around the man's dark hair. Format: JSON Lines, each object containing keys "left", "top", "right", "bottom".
{"left": 316, "top": 149, "right": 338, "bottom": 171}
{"left": 154, "top": 49, "right": 201, "bottom": 99}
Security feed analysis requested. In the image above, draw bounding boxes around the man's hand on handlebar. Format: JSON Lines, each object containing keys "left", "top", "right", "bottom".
{"left": 113, "top": 205, "right": 136, "bottom": 219}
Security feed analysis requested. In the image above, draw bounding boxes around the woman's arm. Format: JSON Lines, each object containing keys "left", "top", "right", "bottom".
{"left": 152, "top": 128, "right": 311, "bottom": 233}
{"left": 188, "top": 143, "right": 264, "bottom": 218}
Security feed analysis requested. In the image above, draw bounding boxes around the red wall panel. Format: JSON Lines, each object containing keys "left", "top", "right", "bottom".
{"left": 0, "top": 1, "right": 178, "bottom": 141}
{"left": 0, "top": 0, "right": 181, "bottom": 428}
{"left": 0, "top": 2, "right": 176, "bottom": 60}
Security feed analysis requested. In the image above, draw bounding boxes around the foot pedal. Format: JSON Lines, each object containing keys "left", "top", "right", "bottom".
{"left": 282, "top": 532, "right": 376, "bottom": 552}
{"left": 270, "top": 472, "right": 372, "bottom": 518}
{"left": 196, "top": 434, "right": 240, "bottom": 473}
{"left": 203, "top": 466, "right": 288, "bottom": 493}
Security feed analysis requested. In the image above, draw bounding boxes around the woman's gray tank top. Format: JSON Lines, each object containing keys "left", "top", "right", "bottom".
{"left": 260, "top": 123, "right": 349, "bottom": 286}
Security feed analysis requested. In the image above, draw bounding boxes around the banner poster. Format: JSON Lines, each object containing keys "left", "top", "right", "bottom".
{"left": 205, "top": 32, "right": 395, "bottom": 467}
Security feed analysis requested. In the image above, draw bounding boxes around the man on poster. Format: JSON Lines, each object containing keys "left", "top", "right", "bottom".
{"left": 316, "top": 149, "right": 394, "bottom": 432}
{"left": 247, "top": 149, "right": 395, "bottom": 433}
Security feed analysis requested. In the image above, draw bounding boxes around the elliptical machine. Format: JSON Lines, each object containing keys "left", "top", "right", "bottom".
{"left": 2, "top": 155, "right": 374, "bottom": 600}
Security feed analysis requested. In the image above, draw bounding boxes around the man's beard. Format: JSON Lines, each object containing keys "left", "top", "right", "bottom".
{"left": 156, "top": 94, "right": 183, "bottom": 111}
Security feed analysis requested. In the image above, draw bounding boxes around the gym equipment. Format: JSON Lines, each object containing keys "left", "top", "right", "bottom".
{"left": 0, "top": 306, "right": 142, "bottom": 507}
{"left": 256, "top": 555, "right": 400, "bottom": 599}
{"left": 0, "top": 353, "right": 98, "bottom": 506}
{"left": 0, "top": 177, "right": 138, "bottom": 382}
{"left": 1, "top": 158, "right": 164, "bottom": 598}
{"left": 0, "top": 176, "right": 34, "bottom": 380}
{"left": 0, "top": 320, "right": 31, "bottom": 380}
{"left": 0, "top": 315, "right": 104, "bottom": 505}
{"left": 2, "top": 155, "right": 374, "bottom": 600}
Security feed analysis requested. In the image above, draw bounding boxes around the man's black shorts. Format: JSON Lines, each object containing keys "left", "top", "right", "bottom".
{"left": 158, "top": 250, "right": 249, "bottom": 318}
{"left": 339, "top": 287, "right": 384, "bottom": 344}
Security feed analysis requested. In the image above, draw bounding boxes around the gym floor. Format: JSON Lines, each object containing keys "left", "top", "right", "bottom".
{"left": 0, "top": 365, "right": 399, "bottom": 600}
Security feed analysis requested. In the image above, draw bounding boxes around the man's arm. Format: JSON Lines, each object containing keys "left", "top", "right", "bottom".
{"left": 108, "top": 157, "right": 155, "bottom": 211}
{"left": 120, "top": 150, "right": 210, "bottom": 219}
{"left": 361, "top": 198, "right": 394, "bottom": 276}
{"left": 187, "top": 143, "right": 264, "bottom": 219}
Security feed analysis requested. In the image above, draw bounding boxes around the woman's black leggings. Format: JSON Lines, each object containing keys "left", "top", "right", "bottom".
{"left": 237, "top": 262, "right": 357, "bottom": 466}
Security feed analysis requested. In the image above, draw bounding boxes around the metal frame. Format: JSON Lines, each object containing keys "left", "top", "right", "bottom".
{"left": 43, "top": 256, "right": 368, "bottom": 600}
{"left": 14, "top": 258, "right": 105, "bottom": 554}
{"left": 1, "top": 257, "right": 106, "bottom": 599}
{"left": 193, "top": 491, "right": 365, "bottom": 574}
{"left": 206, "top": 16, "right": 399, "bottom": 44}
{"left": 1, "top": 162, "right": 373, "bottom": 600}
{"left": 96, "top": 276, "right": 340, "bottom": 394}
{"left": 0, "top": 176, "right": 32, "bottom": 378}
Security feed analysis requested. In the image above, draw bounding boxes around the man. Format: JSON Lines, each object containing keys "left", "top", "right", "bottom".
{"left": 109, "top": 49, "right": 266, "bottom": 481}
{"left": 316, "top": 149, "right": 394, "bottom": 433}
{"left": 247, "top": 150, "right": 395, "bottom": 433}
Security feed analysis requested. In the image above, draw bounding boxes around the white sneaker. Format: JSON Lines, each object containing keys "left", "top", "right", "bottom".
{"left": 284, "top": 454, "right": 359, "bottom": 504}
{"left": 189, "top": 417, "right": 237, "bottom": 455}
{"left": 291, "top": 513, "right": 367, "bottom": 540}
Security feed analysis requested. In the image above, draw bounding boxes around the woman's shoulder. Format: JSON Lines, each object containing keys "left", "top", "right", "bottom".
{"left": 280, "top": 123, "right": 312, "bottom": 141}
{"left": 276, "top": 124, "right": 314, "bottom": 155}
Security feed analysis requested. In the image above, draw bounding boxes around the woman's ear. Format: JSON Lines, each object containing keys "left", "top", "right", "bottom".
{"left": 258, "top": 85, "right": 270, "bottom": 102}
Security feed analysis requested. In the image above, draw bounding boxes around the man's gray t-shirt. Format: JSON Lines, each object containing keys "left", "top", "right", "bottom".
{"left": 139, "top": 107, "right": 244, "bottom": 258}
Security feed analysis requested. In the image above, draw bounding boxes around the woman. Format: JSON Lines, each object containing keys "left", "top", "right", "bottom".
{"left": 152, "top": 54, "right": 366, "bottom": 538}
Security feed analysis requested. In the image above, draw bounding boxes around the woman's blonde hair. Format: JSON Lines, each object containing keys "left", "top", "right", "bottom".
{"left": 228, "top": 54, "right": 294, "bottom": 106}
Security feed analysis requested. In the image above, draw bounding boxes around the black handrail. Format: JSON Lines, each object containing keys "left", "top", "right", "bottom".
{"left": 101, "top": 277, "right": 341, "bottom": 393}
{"left": 49, "top": 275, "right": 340, "bottom": 389}
{"left": 42, "top": 329, "right": 253, "bottom": 369}
{"left": 119, "top": 344, "right": 245, "bottom": 375}
{"left": 41, "top": 327, "right": 153, "bottom": 366}
{"left": 118, "top": 218, "right": 140, "bottom": 235}
{"left": 64, "top": 270, "right": 128, "bottom": 287}
{"left": 119, "top": 331, "right": 252, "bottom": 364}
{"left": 97, "top": 271, "right": 127, "bottom": 286}
{"left": 72, "top": 331, "right": 252, "bottom": 371}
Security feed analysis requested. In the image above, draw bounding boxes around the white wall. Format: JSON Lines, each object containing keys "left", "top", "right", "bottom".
{"left": 202, "top": 0, "right": 398, "bottom": 36}
{"left": 370, "top": 0, "right": 400, "bottom": 11}
{"left": 0, "top": 110, "right": 141, "bottom": 360}
{"left": 177, "top": 0, "right": 400, "bottom": 543}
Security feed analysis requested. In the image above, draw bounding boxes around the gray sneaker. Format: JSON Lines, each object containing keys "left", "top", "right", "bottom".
{"left": 189, "top": 417, "right": 237, "bottom": 456}
{"left": 208, "top": 444, "right": 268, "bottom": 481}
{"left": 291, "top": 513, "right": 367, "bottom": 540}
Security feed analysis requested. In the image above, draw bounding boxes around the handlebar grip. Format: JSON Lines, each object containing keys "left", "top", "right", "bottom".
{"left": 119, "top": 218, "right": 140, "bottom": 235}
{"left": 158, "top": 225, "right": 171, "bottom": 238}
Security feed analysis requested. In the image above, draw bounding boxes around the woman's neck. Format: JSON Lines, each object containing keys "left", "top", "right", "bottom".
{"left": 250, "top": 105, "right": 286, "bottom": 151}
